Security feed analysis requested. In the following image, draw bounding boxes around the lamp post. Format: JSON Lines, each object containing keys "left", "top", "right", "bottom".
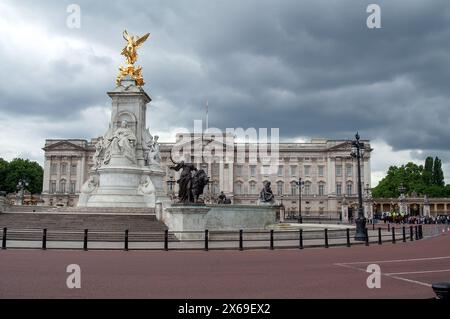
{"left": 279, "top": 194, "right": 285, "bottom": 222}
{"left": 16, "top": 178, "right": 29, "bottom": 206}
{"left": 206, "top": 179, "right": 216, "bottom": 204}
{"left": 166, "top": 176, "right": 176, "bottom": 200}
{"left": 350, "top": 132, "right": 367, "bottom": 241}
{"left": 295, "top": 177, "right": 305, "bottom": 224}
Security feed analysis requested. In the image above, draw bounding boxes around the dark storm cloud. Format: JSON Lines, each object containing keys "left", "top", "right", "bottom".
{"left": 1, "top": 0, "right": 450, "bottom": 157}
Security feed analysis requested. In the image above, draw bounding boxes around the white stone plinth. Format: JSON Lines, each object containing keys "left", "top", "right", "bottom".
{"left": 163, "top": 204, "right": 278, "bottom": 239}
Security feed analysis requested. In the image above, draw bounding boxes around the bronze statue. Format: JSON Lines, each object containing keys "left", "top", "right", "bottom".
{"left": 169, "top": 153, "right": 209, "bottom": 204}
{"left": 259, "top": 181, "right": 275, "bottom": 203}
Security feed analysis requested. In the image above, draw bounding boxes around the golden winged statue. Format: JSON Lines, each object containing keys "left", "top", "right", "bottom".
{"left": 116, "top": 30, "right": 150, "bottom": 87}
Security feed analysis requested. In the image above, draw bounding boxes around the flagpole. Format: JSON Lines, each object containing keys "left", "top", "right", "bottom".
{"left": 205, "top": 99, "right": 209, "bottom": 132}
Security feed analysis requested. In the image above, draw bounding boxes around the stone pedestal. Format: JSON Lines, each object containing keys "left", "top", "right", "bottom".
{"left": 164, "top": 205, "right": 210, "bottom": 239}
{"left": 341, "top": 203, "right": 349, "bottom": 223}
{"left": 162, "top": 204, "right": 278, "bottom": 239}
{"left": 77, "top": 77, "right": 166, "bottom": 211}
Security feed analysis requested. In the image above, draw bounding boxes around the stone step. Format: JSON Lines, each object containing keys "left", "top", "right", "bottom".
{"left": 0, "top": 213, "right": 166, "bottom": 233}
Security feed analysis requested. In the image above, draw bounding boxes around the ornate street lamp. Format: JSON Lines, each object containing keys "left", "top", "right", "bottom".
{"left": 350, "top": 132, "right": 367, "bottom": 241}
{"left": 294, "top": 177, "right": 305, "bottom": 224}
{"left": 16, "top": 178, "right": 29, "bottom": 206}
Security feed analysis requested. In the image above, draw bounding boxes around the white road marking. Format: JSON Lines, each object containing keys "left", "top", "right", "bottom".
{"left": 335, "top": 256, "right": 450, "bottom": 266}
{"left": 385, "top": 269, "right": 450, "bottom": 275}
{"left": 334, "top": 257, "right": 450, "bottom": 289}
{"left": 386, "top": 275, "right": 432, "bottom": 288}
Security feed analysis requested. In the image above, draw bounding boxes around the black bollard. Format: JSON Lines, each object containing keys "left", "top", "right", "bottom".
{"left": 2, "top": 227, "right": 7, "bottom": 249}
{"left": 410, "top": 225, "right": 414, "bottom": 241}
{"left": 419, "top": 225, "right": 423, "bottom": 239}
{"left": 204, "top": 229, "right": 209, "bottom": 251}
{"left": 324, "top": 228, "right": 329, "bottom": 248}
{"left": 402, "top": 226, "right": 406, "bottom": 242}
{"left": 124, "top": 229, "right": 129, "bottom": 251}
{"left": 270, "top": 229, "right": 274, "bottom": 250}
{"left": 387, "top": 223, "right": 390, "bottom": 232}
{"left": 415, "top": 226, "right": 419, "bottom": 240}
{"left": 432, "top": 282, "right": 450, "bottom": 300}
{"left": 392, "top": 227, "right": 396, "bottom": 244}
{"left": 83, "top": 229, "right": 88, "bottom": 251}
{"left": 299, "top": 229, "right": 303, "bottom": 249}
{"left": 346, "top": 228, "right": 351, "bottom": 247}
{"left": 365, "top": 228, "right": 369, "bottom": 246}
{"left": 378, "top": 228, "right": 382, "bottom": 245}
{"left": 239, "top": 229, "right": 243, "bottom": 251}
{"left": 42, "top": 228, "right": 47, "bottom": 250}
{"left": 164, "top": 229, "right": 168, "bottom": 251}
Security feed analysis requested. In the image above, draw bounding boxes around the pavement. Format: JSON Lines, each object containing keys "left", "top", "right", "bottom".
{"left": 0, "top": 228, "right": 449, "bottom": 298}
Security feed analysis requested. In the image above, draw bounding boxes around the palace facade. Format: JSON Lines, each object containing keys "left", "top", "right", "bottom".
{"left": 41, "top": 133, "right": 373, "bottom": 218}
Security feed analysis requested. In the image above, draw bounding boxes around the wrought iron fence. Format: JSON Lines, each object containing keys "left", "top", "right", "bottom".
{"left": 0, "top": 224, "right": 431, "bottom": 251}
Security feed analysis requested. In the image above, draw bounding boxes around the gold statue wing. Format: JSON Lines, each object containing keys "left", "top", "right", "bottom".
{"left": 135, "top": 33, "right": 150, "bottom": 48}
{"left": 123, "top": 30, "right": 132, "bottom": 42}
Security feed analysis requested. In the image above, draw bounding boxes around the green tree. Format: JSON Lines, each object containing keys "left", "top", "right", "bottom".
{"left": 433, "top": 157, "right": 445, "bottom": 186}
{"left": 2, "top": 158, "right": 43, "bottom": 194}
{"left": 0, "top": 158, "right": 8, "bottom": 192}
{"left": 423, "top": 156, "right": 434, "bottom": 185}
{"left": 372, "top": 156, "right": 448, "bottom": 198}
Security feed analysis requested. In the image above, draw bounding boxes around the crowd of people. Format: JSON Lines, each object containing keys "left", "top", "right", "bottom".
{"left": 377, "top": 212, "right": 450, "bottom": 224}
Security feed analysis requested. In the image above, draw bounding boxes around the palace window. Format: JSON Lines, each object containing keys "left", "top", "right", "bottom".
{"left": 336, "top": 183, "right": 342, "bottom": 196}
{"left": 61, "top": 163, "right": 67, "bottom": 175}
{"left": 69, "top": 182, "right": 76, "bottom": 194}
{"left": 59, "top": 180, "right": 66, "bottom": 193}
{"left": 235, "top": 182, "right": 243, "bottom": 195}
{"left": 346, "top": 183, "right": 353, "bottom": 195}
{"left": 262, "top": 165, "right": 270, "bottom": 176}
{"left": 290, "top": 165, "right": 297, "bottom": 176}
{"left": 335, "top": 164, "right": 342, "bottom": 177}
{"left": 50, "top": 181, "right": 56, "bottom": 194}
{"left": 304, "top": 165, "right": 311, "bottom": 177}
{"left": 277, "top": 165, "right": 284, "bottom": 176}
{"left": 290, "top": 182, "right": 297, "bottom": 196}
{"left": 236, "top": 165, "right": 243, "bottom": 176}
{"left": 249, "top": 181, "right": 257, "bottom": 194}
{"left": 277, "top": 181, "right": 283, "bottom": 195}
{"left": 250, "top": 165, "right": 257, "bottom": 177}
{"left": 318, "top": 183, "right": 325, "bottom": 196}
{"left": 346, "top": 164, "right": 353, "bottom": 177}
{"left": 318, "top": 165, "right": 324, "bottom": 177}
{"left": 50, "top": 163, "right": 57, "bottom": 175}
{"left": 304, "top": 182, "right": 311, "bottom": 195}
{"left": 70, "top": 164, "right": 77, "bottom": 175}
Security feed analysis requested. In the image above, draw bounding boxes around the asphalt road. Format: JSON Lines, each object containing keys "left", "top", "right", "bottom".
{"left": 0, "top": 233, "right": 449, "bottom": 298}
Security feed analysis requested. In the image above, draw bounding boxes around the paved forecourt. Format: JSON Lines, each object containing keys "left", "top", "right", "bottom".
{"left": 0, "top": 227, "right": 448, "bottom": 298}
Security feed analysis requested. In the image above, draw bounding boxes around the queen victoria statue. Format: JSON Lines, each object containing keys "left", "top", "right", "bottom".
{"left": 108, "top": 120, "right": 137, "bottom": 164}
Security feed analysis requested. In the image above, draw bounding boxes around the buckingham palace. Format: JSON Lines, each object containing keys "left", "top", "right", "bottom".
{"left": 41, "top": 132, "right": 372, "bottom": 218}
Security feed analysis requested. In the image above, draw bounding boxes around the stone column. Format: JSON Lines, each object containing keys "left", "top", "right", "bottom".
{"left": 327, "top": 157, "right": 335, "bottom": 195}
{"left": 42, "top": 156, "right": 51, "bottom": 193}
{"left": 341, "top": 201, "right": 349, "bottom": 223}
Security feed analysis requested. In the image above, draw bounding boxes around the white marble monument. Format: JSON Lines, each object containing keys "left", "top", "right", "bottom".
{"left": 78, "top": 76, "right": 167, "bottom": 208}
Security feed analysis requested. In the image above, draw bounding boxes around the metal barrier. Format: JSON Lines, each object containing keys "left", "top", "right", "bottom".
{"left": 0, "top": 225, "right": 430, "bottom": 251}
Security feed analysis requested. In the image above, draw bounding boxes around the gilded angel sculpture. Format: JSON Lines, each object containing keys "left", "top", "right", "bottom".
{"left": 116, "top": 30, "right": 150, "bottom": 87}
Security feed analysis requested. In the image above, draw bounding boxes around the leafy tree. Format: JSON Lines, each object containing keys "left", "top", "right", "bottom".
{"left": 1, "top": 158, "right": 43, "bottom": 194}
{"left": 423, "top": 156, "right": 434, "bottom": 185}
{"left": 0, "top": 158, "right": 8, "bottom": 192}
{"left": 373, "top": 156, "right": 448, "bottom": 198}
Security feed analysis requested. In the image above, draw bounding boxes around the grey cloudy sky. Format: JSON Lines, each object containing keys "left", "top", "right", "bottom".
{"left": 1, "top": 0, "right": 450, "bottom": 186}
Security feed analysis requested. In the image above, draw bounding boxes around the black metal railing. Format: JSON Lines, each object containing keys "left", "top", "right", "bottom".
{"left": 0, "top": 224, "right": 432, "bottom": 251}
